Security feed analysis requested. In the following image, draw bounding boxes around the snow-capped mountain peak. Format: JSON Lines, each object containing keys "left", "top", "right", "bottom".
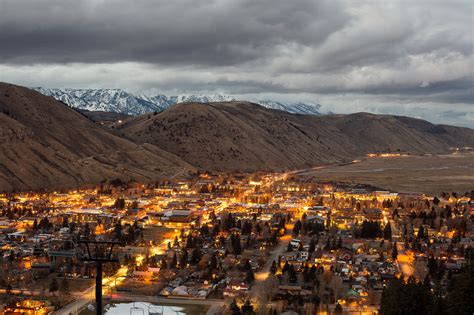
{"left": 32, "top": 88, "right": 323, "bottom": 116}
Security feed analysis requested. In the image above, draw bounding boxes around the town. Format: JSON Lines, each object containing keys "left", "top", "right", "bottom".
{"left": 0, "top": 172, "right": 471, "bottom": 315}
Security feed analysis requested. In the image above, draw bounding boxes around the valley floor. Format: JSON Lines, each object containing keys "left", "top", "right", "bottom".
{"left": 293, "top": 152, "right": 474, "bottom": 195}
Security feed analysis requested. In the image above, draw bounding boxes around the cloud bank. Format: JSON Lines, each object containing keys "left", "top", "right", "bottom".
{"left": 0, "top": 0, "right": 472, "bottom": 126}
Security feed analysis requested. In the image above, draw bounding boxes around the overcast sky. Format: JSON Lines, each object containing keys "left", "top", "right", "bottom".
{"left": 0, "top": 0, "right": 472, "bottom": 127}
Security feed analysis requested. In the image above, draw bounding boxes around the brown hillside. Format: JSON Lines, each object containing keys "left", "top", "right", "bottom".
{"left": 0, "top": 83, "right": 194, "bottom": 191}
{"left": 118, "top": 102, "right": 474, "bottom": 172}
{"left": 325, "top": 113, "right": 474, "bottom": 153}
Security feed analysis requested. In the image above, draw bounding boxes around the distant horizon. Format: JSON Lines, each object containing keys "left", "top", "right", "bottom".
{"left": 30, "top": 84, "right": 474, "bottom": 129}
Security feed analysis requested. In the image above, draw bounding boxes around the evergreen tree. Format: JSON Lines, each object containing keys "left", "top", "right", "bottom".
{"left": 445, "top": 260, "right": 474, "bottom": 314}
{"left": 288, "top": 265, "right": 297, "bottom": 283}
{"left": 230, "top": 299, "right": 241, "bottom": 315}
{"left": 180, "top": 250, "right": 188, "bottom": 268}
{"left": 246, "top": 268, "right": 255, "bottom": 284}
{"left": 209, "top": 252, "right": 218, "bottom": 271}
{"left": 391, "top": 242, "right": 398, "bottom": 261}
{"left": 211, "top": 224, "right": 220, "bottom": 237}
{"left": 427, "top": 256, "right": 438, "bottom": 276}
{"left": 392, "top": 208, "right": 399, "bottom": 219}
{"left": 60, "top": 278, "right": 69, "bottom": 294}
{"left": 360, "top": 220, "right": 383, "bottom": 238}
{"left": 83, "top": 223, "right": 91, "bottom": 238}
{"left": 160, "top": 258, "right": 167, "bottom": 269}
{"left": 308, "top": 238, "right": 316, "bottom": 253}
{"left": 232, "top": 235, "right": 242, "bottom": 255}
{"left": 170, "top": 253, "right": 177, "bottom": 269}
{"left": 293, "top": 220, "right": 302, "bottom": 236}
{"left": 380, "top": 277, "right": 434, "bottom": 315}
{"left": 173, "top": 236, "right": 180, "bottom": 247}
{"left": 186, "top": 233, "right": 194, "bottom": 248}
{"left": 190, "top": 248, "right": 202, "bottom": 264}
{"left": 113, "top": 198, "right": 126, "bottom": 209}
{"left": 423, "top": 274, "right": 431, "bottom": 289}
{"left": 241, "top": 300, "right": 254, "bottom": 315}
{"left": 383, "top": 222, "right": 392, "bottom": 240}
{"left": 336, "top": 237, "right": 343, "bottom": 249}
{"left": 324, "top": 237, "right": 331, "bottom": 250}
{"left": 270, "top": 260, "right": 277, "bottom": 274}
{"left": 114, "top": 221, "right": 122, "bottom": 240}
{"left": 49, "top": 278, "right": 59, "bottom": 294}
{"left": 417, "top": 225, "right": 426, "bottom": 240}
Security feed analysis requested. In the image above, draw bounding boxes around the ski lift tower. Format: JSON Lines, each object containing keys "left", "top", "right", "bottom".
{"left": 78, "top": 239, "right": 122, "bottom": 315}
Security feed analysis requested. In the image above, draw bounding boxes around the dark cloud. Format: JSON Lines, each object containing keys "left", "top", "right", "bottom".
{"left": 0, "top": 0, "right": 472, "bottom": 126}
{"left": 0, "top": 0, "right": 348, "bottom": 65}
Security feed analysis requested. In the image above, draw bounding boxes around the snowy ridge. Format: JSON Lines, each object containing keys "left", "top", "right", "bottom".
{"left": 33, "top": 87, "right": 323, "bottom": 116}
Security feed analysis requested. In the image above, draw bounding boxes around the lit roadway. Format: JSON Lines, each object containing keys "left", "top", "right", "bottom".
{"left": 250, "top": 224, "right": 293, "bottom": 294}
{"left": 251, "top": 232, "right": 292, "bottom": 294}
{"left": 390, "top": 219, "right": 414, "bottom": 278}
{"left": 55, "top": 266, "right": 128, "bottom": 315}
{"left": 285, "top": 158, "right": 363, "bottom": 177}
{"left": 54, "top": 230, "right": 179, "bottom": 315}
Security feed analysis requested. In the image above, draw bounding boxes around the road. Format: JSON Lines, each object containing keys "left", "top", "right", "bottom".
{"left": 390, "top": 219, "right": 414, "bottom": 279}
{"left": 251, "top": 225, "right": 293, "bottom": 294}
{"left": 396, "top": 243, "right": 414, "bottom": 278}
{"left": 286, "top": 159, "right": 363, "bottom": 177}
{"left": 56, "top": 266, "right": 128, "bottom": 315}
{"left": 0, "top": 288, "right": 49, "bottom": 296}
{"left": 56, "top": 225, "right": 180, "bottom": 315}
{"left": 54, "top": 288, "right": 93, "bottom": 315}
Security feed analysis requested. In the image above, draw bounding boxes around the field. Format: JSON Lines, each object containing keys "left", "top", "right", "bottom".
{"left": 295, "top": 152, "right": 474, "bottom": 195}
{"left": 79, "top": 301, "right": 209, "bottom": 315}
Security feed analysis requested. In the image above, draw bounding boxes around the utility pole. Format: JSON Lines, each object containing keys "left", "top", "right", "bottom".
{"left": 78, "top": 240, "right": 121, "bottom": 315}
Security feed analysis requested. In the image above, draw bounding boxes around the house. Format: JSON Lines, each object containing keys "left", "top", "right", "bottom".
{"left": 223, "top": 280, "right": 250, "bottom": 297}
{"left": 299, "top": 251, "right": 309, "bottom": 260}
{"left": 342, "top": 238, "right": 364, "bottom": 251}
{"left": 338, "top": 248, "right": 353, "bottom": 261}
{"left": 306, "top": 214, "right": 326, "bottom": 225}
{"left": 7, "top": 232, "right": 27, "bottom": 242}
{"left": 160, "top": 209, "right": 195, "bottom": 227}
{"left": 4, "top": 300, "right": 50, "bottom": 315}
{"left": 290, "top": 239, "right": 301, "bottom": 248}
{"left": 131, "top": 270, "right": 153, "bottom": 281}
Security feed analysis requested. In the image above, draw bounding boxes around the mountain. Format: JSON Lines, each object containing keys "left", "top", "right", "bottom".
{"left": 117, "top": 101, "right": 474, "bottom": 172}
{"left": 0, "top": 83, "right": 194, "bottom": 191}
{"left": 33, "top": 87, "right": 166, "bottom": 115}
{"left": 32, "top": 87, "right": 322, "bottom": 116}
{"left": 3, "top": 84, "right": 473, "bottom": 190}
